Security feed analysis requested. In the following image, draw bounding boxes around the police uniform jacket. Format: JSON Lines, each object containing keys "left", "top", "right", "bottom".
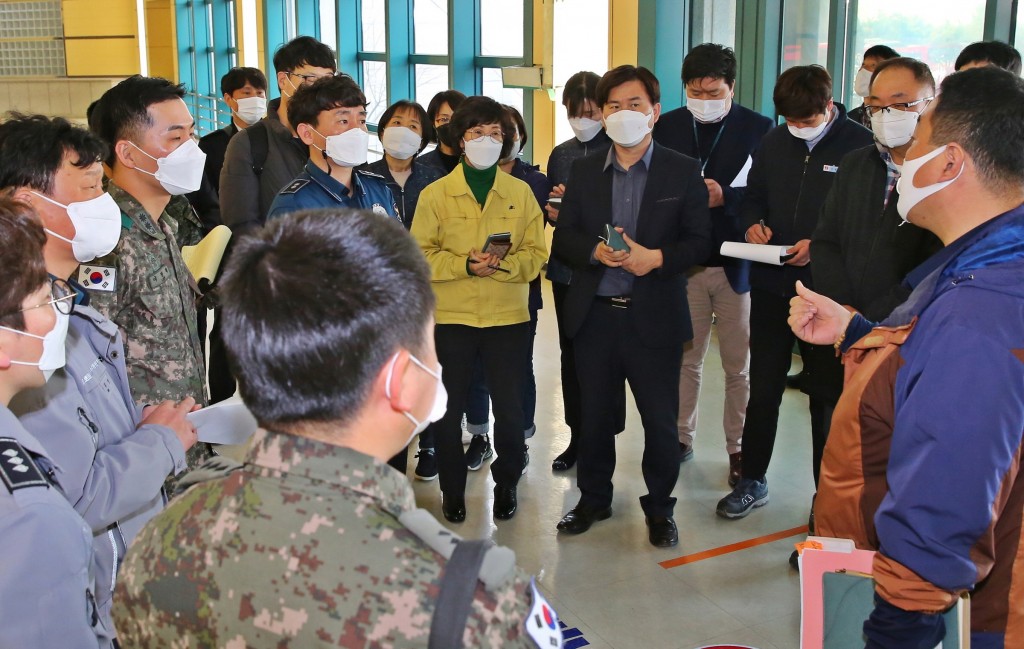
{"left": 0, "top": 406, "right": 111, "bottom": 648}
{"left": 266, "top": 159, "right": 401, "bottom": 222}
{"left": 10, "top": 287, "right": 187, "bottom": 636}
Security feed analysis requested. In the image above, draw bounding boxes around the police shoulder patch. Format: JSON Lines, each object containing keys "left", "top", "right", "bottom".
{"left": 78, "top": 265, "right": 117, "bottom": 292}
{"left": 280, "top": 179, "right": 310, "bottom": 194}
{"left": 0, "top": 438, "right": 49, "bottom": 493}
{"left": 524, "top": 578, "right": 563, "bottom": 648}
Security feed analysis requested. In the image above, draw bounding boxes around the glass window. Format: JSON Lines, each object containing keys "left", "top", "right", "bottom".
{"left": 416, "top": 64, "right": 450, "bottom": 106}
{"left": 482, "top": 68, "right": 524, "bottom": 114}
{"left": 480, "top": 0, "right": 523, "bottom": 57}
{"left": 781, "top": 0, "right": 829, "bottom": 71}
{"left": 853, "top": 0, "right": 985, "bottom": 99}
{"left": 319, "top": 0, "right": 337, "bottom": 49}
{"left": 362, "top": 61, "right": 388, "bottom": 124}
{"left": 361, "top": 0, "right": 386, "bottom": 52}
{"left": 552, "top": 0, "right": 609, "bottom": 146}
{"left": 414, "top": 0, "right": 448, "bottom": 55}
{"left": 700, "top": 0, "right": 737, "bottom": 49}
{"left": 1018, "top": 7, "right": 1024, "bottom": 51}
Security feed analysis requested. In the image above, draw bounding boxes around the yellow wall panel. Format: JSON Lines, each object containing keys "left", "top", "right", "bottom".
{"left": 66, "top": 38, "right": 142, "bottom": 77}
{"left": 608, "top": 0, "right": 639, "bottom": 68}
{"left": 145, "top": 0, "right": 177, "bottom": 81}
{"left": 62, "top": 0, "right": 138, "bottom": 37}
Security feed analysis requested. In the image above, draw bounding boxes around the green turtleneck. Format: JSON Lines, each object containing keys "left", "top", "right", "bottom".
{"left": 462, "top": 159, "right": 497, "bottom": 206}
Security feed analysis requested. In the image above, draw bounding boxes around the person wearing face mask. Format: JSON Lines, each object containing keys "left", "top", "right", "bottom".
{"left": 266, "top": 76, "right": 399, "bottom": 223}
{"left": 789, "top": 67, "right": 1024, "bottom": 649}
{"left": 411, "top": 97, "right": 547, "bottom": 524}
{"left": 0, "top": 114, "right": 199, "bottom": 645}
{"left": 653, "top": 44, "right": 774, "bottom": 486}
{"left": 418, "top": 90, "right": 468, "bottom": 174}
{"left": 219, "top": 36, "right": 338, "bottom": 237}
{"left": 0, "top": 198, "right": 112, "bottom": 648}
{"left": 365, "top": 100, "right": 444, "bottom": 231}
{"left": 847, "top": 45, "right": 900, "bottom": 129}
{"left": 88, "top": 76, "right": 213, "bottom": 487}
{"left": 551, "top": 66, "right": 712, "bottom": 548}
{"left": 716, "top": 65, "right": 872, "bottom": 524}
{"left": 114, "top": 209, "right": 560, "bottom": 649}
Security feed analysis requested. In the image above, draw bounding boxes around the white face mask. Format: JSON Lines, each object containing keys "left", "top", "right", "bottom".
{"left": 381, "top": 126, "right": 422, "bottom": 160}
{"left": 1, "top": 302, "right": 70, "bottom": 382}
{"left": 31, "top": 191, "right": 122, "bottom": 263}
{"left": 234, "top": 96, "right": 267, "bottom": 125}
{"left": 896, "top": 144, "right": 965, "bottom": 223}
{"left": 787, "top": 112, "right": 830, "bottom": 141}
{"left": 313, "top": 126, "right": 370, "bottom": 167}
{"left": 854, "top": 68, "right": 873, "bottom": 98}
{"left": 130, "top": 139, "right": 207, "bottom": 195}
{"left": 499, "top": 133, "right": 522, "bottom": 165}
{"left": 604, "top": 109, "right": 654, "bottom": 147}
{"left": 463, "top": 135, "right": 504, "bottom": 169}
{"left": 686, "top": 97, "right": 730, "bottom": 123}
{"left": 568, "top": 117, "right": 603, "bottom": 143}
{"left": 870, "top": 108, "right": 920, "bottom": 149}
{"left": 384, "top": 352, "right": 448, "bottom": 444}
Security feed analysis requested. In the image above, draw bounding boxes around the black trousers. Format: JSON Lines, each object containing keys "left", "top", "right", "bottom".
{"left": 207, "top": 309, "right": 237, "bottom": 404}
{"left": 429, "top": 323, "right": 530, "bottom": 497}
{"left": 741, "top": 288, "right": 836, "bottom": 486}
{"left": 574, "top": 302, "right": 682, "bottom": 517}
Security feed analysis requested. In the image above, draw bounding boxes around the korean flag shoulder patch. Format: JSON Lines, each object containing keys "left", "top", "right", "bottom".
{"left": 524, "top": 578, "right": 563, "bottom": 647}
{"left": 78, "top": 265, "right": 116, "bottom": 292}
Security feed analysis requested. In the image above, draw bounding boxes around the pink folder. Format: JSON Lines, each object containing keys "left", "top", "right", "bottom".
{"left": 799, "top": 543, "right": 876, "bottom": 649}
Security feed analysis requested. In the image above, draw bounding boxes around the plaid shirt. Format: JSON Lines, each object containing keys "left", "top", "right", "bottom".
{"left": 878, "top": 144, "right": 902, "bottom": 210}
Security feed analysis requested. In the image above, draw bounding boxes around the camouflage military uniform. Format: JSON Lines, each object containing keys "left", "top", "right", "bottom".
{"left": 114, "top": 429, "right": 552, "bottom": 648}
{"left": 85, "top": 182, "right": 212, "bottom": 475}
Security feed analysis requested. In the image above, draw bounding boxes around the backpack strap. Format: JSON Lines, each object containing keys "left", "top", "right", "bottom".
{"left": 249, "top": 121, "right": 270, "bottom": 177}
{"left": 428, "top": 539, "right": 492, "bottom": 649}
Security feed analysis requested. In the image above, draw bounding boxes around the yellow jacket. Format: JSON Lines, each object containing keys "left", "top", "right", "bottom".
{"left": 411, "top": 165, "right": 547, "bottom": 327}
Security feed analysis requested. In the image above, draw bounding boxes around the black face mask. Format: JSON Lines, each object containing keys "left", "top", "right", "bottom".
{"left": 434, "top": 123, "right": 455, "bottom": 148}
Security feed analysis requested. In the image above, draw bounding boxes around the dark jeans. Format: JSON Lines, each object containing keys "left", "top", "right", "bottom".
{"left": 574, "top": 302, "right": 682, "bottom": 517}
{"left": 428, "top": 323, "right": 530, "bottom": 497}
{"left": 741, "top": 288, "right": 836, "bottom": 486}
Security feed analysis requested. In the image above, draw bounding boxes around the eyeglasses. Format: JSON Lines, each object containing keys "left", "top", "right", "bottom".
{"left": 865, "top": 97, "right": 934, "bottom": 117}
{"left": 1, "top": 279, "right": 77, "bottom": 319}
{"left": 286, "top": 71, "right": 337, "bottom": 85}
{"left": 464, "top": 128, "right": 504, "bottom": 140}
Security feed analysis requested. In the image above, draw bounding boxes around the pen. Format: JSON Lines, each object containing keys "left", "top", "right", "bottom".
{"left": 759, "top": 219, "right": 768, "bottom": 237}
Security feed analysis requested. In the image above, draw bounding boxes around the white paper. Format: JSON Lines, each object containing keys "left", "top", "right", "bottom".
{"left": 730, "top": 155, "right": 753, "bottom": 188}
{"left": 188, "top": 397, "right": 258, "bottom": 446}
{"left": 720, "top": 241, "right": 793, "bottom": 265}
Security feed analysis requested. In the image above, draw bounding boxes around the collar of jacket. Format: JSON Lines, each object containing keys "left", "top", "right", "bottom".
{"left": 304, "top": 159, "right": 366, "bottom": 202}
{"left": 443, "top": 163, "right": 512, "bottom": 201}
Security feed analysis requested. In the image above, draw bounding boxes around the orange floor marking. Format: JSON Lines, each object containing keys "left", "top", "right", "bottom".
{"left": 659, "top": 525, "right": 809, "bottom": 569}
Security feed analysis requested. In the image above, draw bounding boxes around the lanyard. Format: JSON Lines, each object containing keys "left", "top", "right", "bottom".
{"left": 692, "top": 120, "right": 726, "bottom": 177}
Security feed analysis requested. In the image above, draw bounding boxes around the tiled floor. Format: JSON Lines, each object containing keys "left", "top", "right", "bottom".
{"left": 409, "top": 281, "right": 817, "bottom": 649}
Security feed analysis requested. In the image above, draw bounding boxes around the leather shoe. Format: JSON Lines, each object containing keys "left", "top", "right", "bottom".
{"left": 556, "top": 504, "right": 612, "bottom": 534}
{"left": 441, "top": 492, "right": 466, "bottom": 523}
{"left": 551, "top": 445, "right": 576, "bottom": 471}
{"left": 646, "top": 516, "right": 679, "bottom": 548}
{"left": 493, "top": 485, "right": 517, "bottom": 520}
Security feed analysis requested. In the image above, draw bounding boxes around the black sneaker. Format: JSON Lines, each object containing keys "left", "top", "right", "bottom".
{"left": 414, "top": 448, "right": 438, "bottom": 481}
{"left": 465, "top": 434, "right": 493, "bottom": 471}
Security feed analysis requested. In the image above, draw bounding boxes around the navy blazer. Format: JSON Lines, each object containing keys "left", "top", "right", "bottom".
{"left": 654, "top": 102, "right": 774, "bottom": 293}
{"left": 551, "top": 142, "right": 712, "bottom": 347}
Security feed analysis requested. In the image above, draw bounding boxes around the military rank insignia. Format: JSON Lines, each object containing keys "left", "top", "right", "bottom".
{"left": 0, "top": 438, "right": 48, "bottom": 493}
{"left": 78, "top": 265, "right": 116, "bottom": 292}
{"left": 524, "top": 578, "right": 563, "bottom": 647}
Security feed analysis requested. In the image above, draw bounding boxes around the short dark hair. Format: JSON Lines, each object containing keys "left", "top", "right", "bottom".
{"left": 426, "top": 90, "right": 467, "bottom": 144}
{"left": 863, "top": 45, "right": 900, "bottom": 62}
{"left": 597, "top": 65, "right": 661, "bottom": 106}
{"left": 272, "top": 36, "right": 337, "bottom": 74}
{"left": 449, "top": 96, "right": 516, "bottom": 161}
{"left": 0, "top": 113, "right": 107, "bottom": 194}
{"left": 219, "top": 208, "right": 435, "bottom": 428}
{"left": 682, "top": 43, "right": 737, "bottom": 87}
{"left": 870, "top": 57, "right": 935, "bottom": 93}
{"left": 0, "top": 194, "right": 48, "bottom": 331}
{"left": 221, "top": 67, "right": 268, "bottom": 96}
{"left": 562, "top": 71, "right": 601, "bottom": 118}
{"left": 377, "top": 100, "right": 430, "bottom": 153}
{"left": 955, "top": 40, "right": 1022, "bottom": 74}
{"left": 90, "top": 75, "right": 186, "bottom": 167}
{"left": 503, "top": 104, "right": 528, "bottom": 152}
{"left": 774, "top": 65, "right": 832, "bottom": 118}
{"left": 929, "top": 67, "right": 1024, "bottom": 193}
{"left": 287, "top": 75, "right": 365, "bottom": 131}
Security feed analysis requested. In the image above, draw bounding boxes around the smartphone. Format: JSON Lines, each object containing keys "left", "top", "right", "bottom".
{"left": 603, "top": 224, "right": 630, "bottom": 252}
